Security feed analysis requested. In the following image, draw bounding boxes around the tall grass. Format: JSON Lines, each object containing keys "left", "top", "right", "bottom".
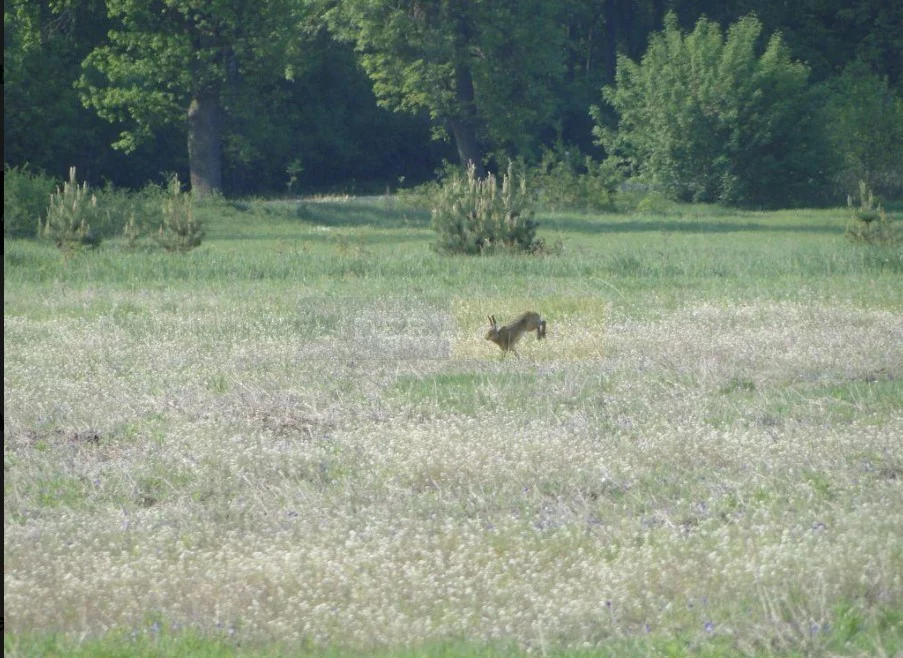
{"left": 5, "top": 201, "right": 901, "bottom": 288}
{"left": 4, "top": 197, "right": 902, "bottom": 657}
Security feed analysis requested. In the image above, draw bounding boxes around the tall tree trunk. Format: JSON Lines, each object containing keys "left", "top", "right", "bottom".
{"left": 448, "top": 62, "right": 485, "bottom": 178}
{"left": 447, "top": 118, "right": 485, "bottom": 179}
{"left": 187, "top": 89, "right": 222, "bottom": 198}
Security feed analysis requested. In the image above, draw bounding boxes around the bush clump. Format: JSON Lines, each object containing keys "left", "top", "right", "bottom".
{"left": 431, "top": 162, "right": 540, "bottom": 255}
{"left": 4, "top": 165, "right": 59, "bottom": 238}
{"left": 530, "top": 145, "right": 619, "bottom": 212}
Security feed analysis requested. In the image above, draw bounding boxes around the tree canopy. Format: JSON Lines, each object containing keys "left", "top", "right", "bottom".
{"left": 595, "top": 13, "right": 833, "bottom": 206}
{"left": 4, "top": 0, "right": 902, "bottom": 202}
{"left": 328, "top": 0, "right": 566, "bottom": 176}
{"left": 78, "top": 0, "right": 304, "bottom": 197}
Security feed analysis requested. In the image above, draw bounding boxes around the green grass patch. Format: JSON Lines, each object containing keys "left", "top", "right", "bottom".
{"left": 389, "top": 372, "right": 544, "bottom": 415}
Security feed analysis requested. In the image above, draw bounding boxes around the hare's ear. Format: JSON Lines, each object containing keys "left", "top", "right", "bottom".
{"left": 488, "top": 315, "right": 495, "bottom": 327}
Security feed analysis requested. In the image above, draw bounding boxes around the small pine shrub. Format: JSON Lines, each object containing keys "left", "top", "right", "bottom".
{"left": 42, "top": 167, "right": 101, "bottom": 250}
{"left": 845, "top": 180, "right": 899, "bottom": 245}
{"left": 431, "top": 162, "right": 540, "bottom": 255}
{"left": 155, "top": 175, "right": 204, "bottom": 252}
{"left": 4, "top": 165, "right": 60, "bottom": 238}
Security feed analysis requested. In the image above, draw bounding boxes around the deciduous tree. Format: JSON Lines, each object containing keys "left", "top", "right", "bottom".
{"left": 594, "top": 13, "right": 832, "bottom": 207}
{"left": 78, "top": 0, "right": 303, "bottom": 197}
{"left": 327, "top": 0, "right": 564, "bottom": 175}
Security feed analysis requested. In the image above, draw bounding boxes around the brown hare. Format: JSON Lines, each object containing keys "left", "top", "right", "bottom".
{"left": 485, "top": 311, "right": 547, "bottom": 357}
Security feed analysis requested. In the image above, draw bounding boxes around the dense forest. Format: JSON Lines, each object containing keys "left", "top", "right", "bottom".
{"left": 4, "top": 0, "right": 903, "bottom": 203}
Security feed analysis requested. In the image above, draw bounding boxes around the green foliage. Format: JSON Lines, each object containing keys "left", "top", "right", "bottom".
{"left": 631, "top": 190, "right": 678, "bottom": 216}
{"left": 76, "top": 0, "right": 308, "bottom": 197}
{"left": 1, "top": 2, "right": 145, "bottom": 187}
{"left": 529, "top": 145, "right": 620, "bottom": 212}
{"left": 3, "top": 0, "right": 444, "bottom": 196}
{"left": 327, "top": 0, "right": 566, "bottom": 163}
{"left": 89, "top": 183, "right": 148, "bottom": 239}
{"left": 845, "top": 181, "right": 900, "bottom": 245}
{"left": 219, "top": 31, "right": 448, "bottom": 196}
{"left": 7, "top": 165, "right": 163, "bottom": 244}
{"left": 155, "top": 175, "right": 204, "bottom": 252}
{"left": 5, "top": 0, "right": 903, "bottom": 201}
{"left": 821, "top": 61, "right": 903, "bottom": 198}
{"left": 97, "top": 181, "right": 173, "bottom": 251}
{"left": 430, "top": 163, "right": 540, "bottom": 255}
{"left": 121, "top": 212, "right": 142, "bottom": 251}
{"left": 4, "top": 0, "right": 902, "bottom": 201}
{"left": 41, "top": 167, "right": 101, "bottom": 250}
{"left": 78, "top": 0, "right": 302, "bottom": 152}
{"left": 3, "top": 165, "right": 58, "bottom": 238}
{"left": 397, "top": 161, "right": 468, "bottom": 210}
{"left": 595, "top": 13, "right": 832, "bottom": 208}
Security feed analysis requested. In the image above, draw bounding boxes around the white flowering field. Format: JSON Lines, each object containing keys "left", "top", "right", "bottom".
{"left": 4, "top": 199, "right": 902, "bottom": 656}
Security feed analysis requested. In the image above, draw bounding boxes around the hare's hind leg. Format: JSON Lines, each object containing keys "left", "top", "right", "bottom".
{"left": 498, "top": 343, "right": 519, "bottom": 359}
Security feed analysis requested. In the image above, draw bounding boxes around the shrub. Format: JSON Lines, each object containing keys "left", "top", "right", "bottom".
{"left": 90, "top": 183, "right": 150, "bottom": 239}
{"left": 430, "top": 162, "right": 540, "bottom": 255}
{"left": 154, "top": 175, "right": 204, "bottom": 252}
{"left": 3, "top": 165, "right": 58, "bottom": 238}
{"left": 397, "top": 161, "right": 459, "bottom": 211}
{"left": 530, "top": 145, "right": 619, "bottom": 212}
{"left": 41, "top": 167, "right": 101, "bottom": 250}
{"left": 594, "top": 13, "right": 832, "bottom": 207}
{"left": 845, "top": 181, "right": 899, "bottom": 246}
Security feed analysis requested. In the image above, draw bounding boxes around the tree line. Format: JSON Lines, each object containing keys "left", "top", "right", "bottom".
{"left": 4, "top": 0, "right": 902, "bottom": 204}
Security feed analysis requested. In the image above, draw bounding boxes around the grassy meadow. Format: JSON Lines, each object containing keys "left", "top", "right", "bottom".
{"left": 4, "top": 196, "right": 903, "bottom": 657}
